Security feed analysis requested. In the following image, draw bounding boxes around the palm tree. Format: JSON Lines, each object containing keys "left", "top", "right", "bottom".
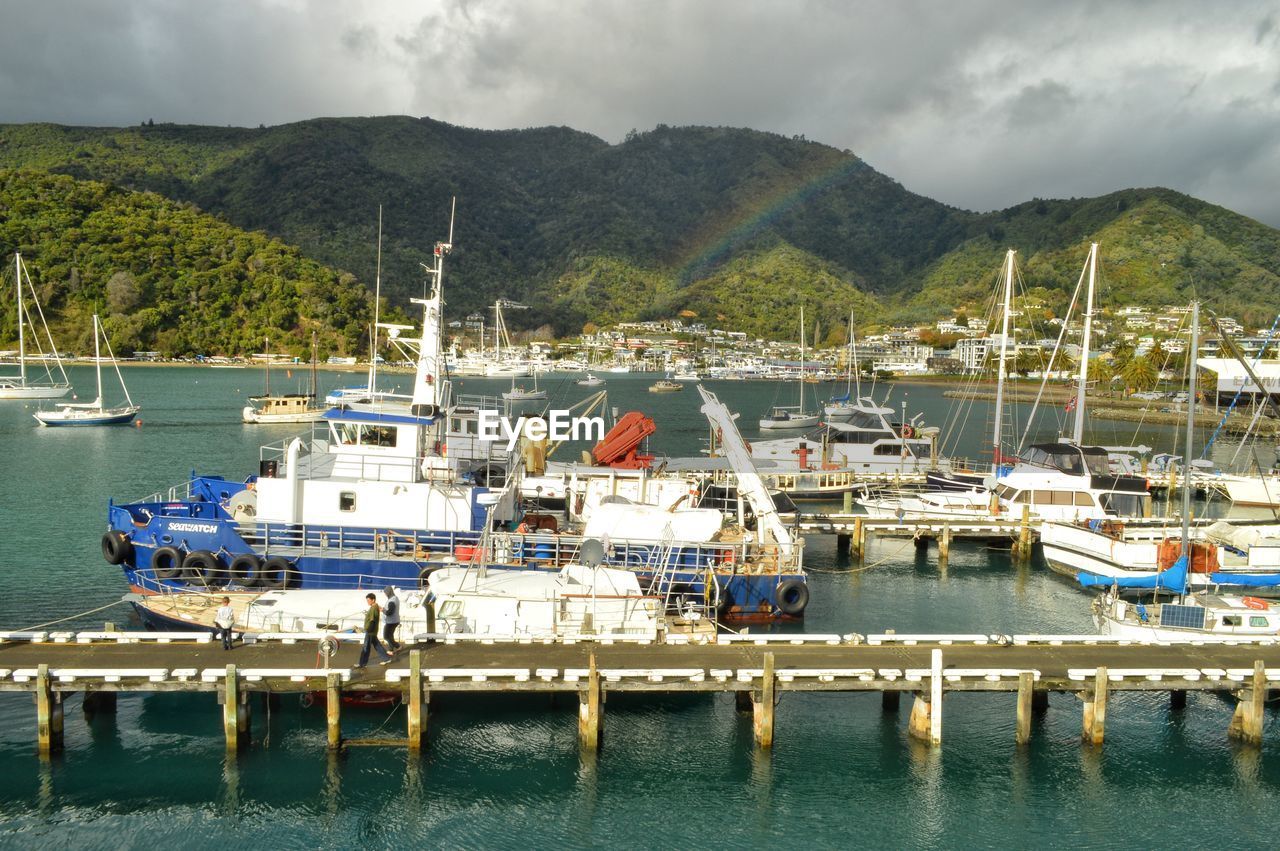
{"left": 1121, "top": 355, "right": 1159, "bottom": 394}
{"left": 1088, "top": 358, "right": 1116, "bottom": 396}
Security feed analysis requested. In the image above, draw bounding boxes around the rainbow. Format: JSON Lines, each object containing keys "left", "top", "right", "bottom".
{"left": 671, "top": 155, "right": 868, "bottom": 284}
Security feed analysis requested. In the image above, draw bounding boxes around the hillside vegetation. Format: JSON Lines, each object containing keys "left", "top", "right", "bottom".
{"left": 0, "top": 169, "right": 373, "bottom": 357}
{"left": 1, "top": 118, "right": 1278, "bottom": 344}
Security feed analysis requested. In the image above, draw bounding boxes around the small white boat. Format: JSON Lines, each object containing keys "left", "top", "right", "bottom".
{"left": 34, "top": 314, "right": 139, "bottom": 427}
{"left": 0, "top": 253, "right": 71, "bottom": 400}
{"left": 672, "top": 370, "right": 700, "bottom": 382}
{"left": 576, "top": 373, "right": 605, "bottom": 387}
{"left": 759, "top": 406, "right": 820, "bottom": 430}
{"left": 1094, "top": 585, "right": 1280, "bottom": 640}
{"left": 503, "top": 371, "right": 547, "bottom": 401}
{"left": 243, "top": 335, "right": 326, "bottom": 424}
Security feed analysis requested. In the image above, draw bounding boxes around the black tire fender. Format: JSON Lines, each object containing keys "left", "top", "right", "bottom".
{"left": 151, "top": 546, "right": 183, "bottom": 579}
{"left": 102, "top": 531, "right": 133, "bottom": 565}
{"left": 774, "top": 578, "right": 810, "bottom": 616}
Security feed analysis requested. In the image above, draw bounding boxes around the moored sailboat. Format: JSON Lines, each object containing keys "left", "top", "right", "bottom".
{"left": 34, "top": 314, "right": 139, "bottom": 426}
{"left": 0, "top": 253, "right": 71, "bottom": 400}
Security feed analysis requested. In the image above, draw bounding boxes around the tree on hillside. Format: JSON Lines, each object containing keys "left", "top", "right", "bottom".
{"left": 1121, "top": 356, "right": 1159, "bottom": 393}
{"left": 1088, "top": 358, "right": 1116, "bottom": 396}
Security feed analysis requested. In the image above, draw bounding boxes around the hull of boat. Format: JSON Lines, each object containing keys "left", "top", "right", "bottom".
{"left": 1207, "top": 475, "right": 1280, "bottom": 508}
{"left": 759, "top": 415, "right": 820, "bottom": 431}
{"left": 35, "top": 406, "right": 138, "bottom": 426}
{"left": 242, "top": 409, "right": 327, "bottom": 424}
{"left": 0, "top": 384, "right": 72, "bottom": 400}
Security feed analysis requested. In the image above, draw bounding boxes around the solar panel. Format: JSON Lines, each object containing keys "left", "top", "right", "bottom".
{"left": 1160, "top": 603, "right": 1208, "bottom": 631}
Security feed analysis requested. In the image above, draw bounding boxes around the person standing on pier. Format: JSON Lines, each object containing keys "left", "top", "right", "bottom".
{"left": 382, "top": 586, "right": 402, "bottom": 652}
{"left": 356, "top": 593, "right": 392, "bottom": 668}
{"left": 213, "top": 597, "right": 235, "bottom": 650}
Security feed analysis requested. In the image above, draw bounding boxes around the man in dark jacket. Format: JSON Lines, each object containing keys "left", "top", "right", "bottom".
{"left": 356, "top": 593, "right": 392, "bottom": 668}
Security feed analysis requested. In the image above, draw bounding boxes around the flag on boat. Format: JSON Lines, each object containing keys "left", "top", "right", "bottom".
{"left": 1064, "top": 396, "right": 1076, "bottom": 413}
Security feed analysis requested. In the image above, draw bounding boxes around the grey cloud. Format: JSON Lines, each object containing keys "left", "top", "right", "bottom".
{"left": 1, "top": 0, "right": 1279, "bottom": 225}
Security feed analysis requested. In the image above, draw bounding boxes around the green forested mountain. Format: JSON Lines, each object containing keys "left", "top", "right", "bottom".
{"left": 1, "top": 117, "right": 1278, "bottom": 348}
{"left": 0, "top": 169, "right": 372, "bottom": 357}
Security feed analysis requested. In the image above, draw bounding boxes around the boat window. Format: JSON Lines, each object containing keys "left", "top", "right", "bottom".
{"left": 1024, "top": 447, "right": 1051, "bottom": 468}
{"left": 1052, "top": 491, "right": 1076, "bottom": 506}
{"left": 1075, "top": 492, "right": 1095, "bottom": 506}
{"left": 1222, "top": 616, "right": 1242, "bottom": 627}
{"left": 1011, "top": 490, "right": 1028, "bottom": 504}
{"left": 1250, "top": 616, "right": 1269, "bottom": 628}
{"left": 846, "top": 411, "right": 883, "bottom": 430}
{"left": 996, "top": 484, "right": 1017, "bottom": 501}
{"left": 437, "top": 601, "right": 462, "bottom": 619}
{"left": 1033, "top": 491, "right": 1054, "bottom": 505}
{"left": 1100, "top": 493, "right": 1143, "bottom": 516}
{"left": 339, "top": 491, "right": 356, "bottom": 512}
{"left": 873, "top": 444, "right": 903, "bottom": 456}
{"left": 336, "top": 423, "right": 361, "bottom": 445}
{"left": 1052, "top": 451, "right": 1085, "bottom": 475}
{"left": 364, "top": 425, "right": 398, "bottom": 447}
{"left": 1082, "top": 451, "right": 1111, "bottom": 476}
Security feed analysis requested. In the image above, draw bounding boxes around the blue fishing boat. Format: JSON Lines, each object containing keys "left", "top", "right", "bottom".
{"left": 102, "top": 213, "right": 808, "bottom": 622}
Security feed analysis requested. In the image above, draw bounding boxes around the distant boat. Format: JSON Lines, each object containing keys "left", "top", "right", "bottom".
{"left": 576, "top": 373, "right": 605, "bottom": 387}
{"left": 759, "top": 305, "right": 818, "bottom": 431}
{"left": 33, "top": 314, "right": 139, "bottom": 427}
{"left": 503, "top": 369, "right": 547, "bottom": 401}
{"left": 243, "top": 334, "right": 326, "bottom": 424}
{"left": 0, "top": 253, "right": 72, "bottom": 400}
{"left": 672, "top": 370, "right": 700, "bottom": 381}
{"left": 649, "top": 379, "right": 683, "bottom": 393}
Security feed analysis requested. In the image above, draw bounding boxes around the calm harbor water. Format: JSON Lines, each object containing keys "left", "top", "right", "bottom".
{"left": 0, "top": 367, "right": 1276, "bottom": 848}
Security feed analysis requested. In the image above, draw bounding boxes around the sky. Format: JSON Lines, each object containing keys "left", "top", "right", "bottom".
{"left": 2, "top": 0, "right": 1279, "bottom": 225}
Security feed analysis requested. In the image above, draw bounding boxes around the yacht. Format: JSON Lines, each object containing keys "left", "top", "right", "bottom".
{"left": 0, "top": 253, "right": 71, "bottom": 400}
{"left": 33, "top": 314, "right": 139, "bottom": 426}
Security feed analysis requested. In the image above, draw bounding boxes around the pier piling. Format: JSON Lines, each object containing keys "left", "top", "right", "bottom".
{"left": 852, "top": 518, "right": 865, "bottom": 561}
{"left": 836, "top": 533, "right": 851, "bottom": 557}
{"left": 752, "top": 653, "right": 775, "bottom": 748}
{"left": 36, "top": 664, "right": 63, "bottom": 756}
{"left": 1082, "top": 667, "right": 1108, "bottom": 745}
{"left": 222, "top": 664, "right": 250, "bottom": 753}
{"left": 881, "top": 690, "right": 900, "bottom": 712}
{"left": 1016, "top": 671, "right": 1033, "bottom": 745}
{"left": 1170, "top": 689, "right": 1187, "bottom": 711}
{"left": 407, "top": 650, "right": 425, "bottom": 751}
{"left": 908, "top": 650, "right": 943, "bottom": 745}
{"left": 938, "top": 524, "right": 952, "bottom": 564}
{"left": 82, "top": 690, "right": 117, "bottom": 721}
{"left": 1012, "top": 506, "right": 1033, "bottom": 563}
{"left": 1228, "top": 660, "right": 1266, "bottom": 746}
{"left": 579, "top": 654, "right": 602, "bottom": 751}
{"left": 326, "top": 673, "right": 342, "bottom": 750}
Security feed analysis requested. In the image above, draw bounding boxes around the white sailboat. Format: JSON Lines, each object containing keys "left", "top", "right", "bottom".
{"left": 760, "top": 305, "right": 820, "bottom": 431}
{"left": 0, "top": 253, "right": 71, "bottom": 400}
{"left": 34, "top": 314, "right": 139, "bottom": 426}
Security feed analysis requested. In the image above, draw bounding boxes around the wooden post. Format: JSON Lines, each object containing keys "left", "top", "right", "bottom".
{"left": 223, "top": 664, "right": 249, "bottom": 752}
{"left": 579, "top": 653, "right": 602, "bottom": 751}
{"left": 1228, "top": 660, "right": 1266, "bottom": 746}
{"left": 1082, "top": 667, "right": 1108, "bottom": 745}
{"left": 842, "top": 490, "right": 853, "bottom": 514}
{"left": 36, "top": 664, "right": 63, "bottom": 756}
{"left": 753, "top": 652, "right": 775, "bottom": 748}
{"left": 326, "top": 673, "right": 342, "bottom": 750}
{"left": 1016, "top": 671, "right": 1033, "bottom": 745}
{"left": 407, "top": 649, "right": 425, "bottom": 751}
{"left": 1013, "top": 505, "right": 1033, "bottom": 562}
{"left": 938, "top": 524, "right": 952, "bottom": 564}
{"left": 908, "top": 649, "right": 943, "bottom": 745}
{"left": 852, "top": 517, "right": 865, "bottom": 561}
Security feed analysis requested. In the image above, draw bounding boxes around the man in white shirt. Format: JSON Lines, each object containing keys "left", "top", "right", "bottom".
{"left": 213, "top": 596, "right": 235, "bottom": 650}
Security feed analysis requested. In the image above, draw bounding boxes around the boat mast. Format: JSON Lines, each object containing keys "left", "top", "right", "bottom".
{"left": 992, "top": 249, "right": 1016, "bottom": 476}
{"left": 15, "top": 253, "right": 25, "bottom": 386}
{"left": 310, "top": 331, "right": 318, "bottom": 401}
{"left": 1181, "top": 300, "right": 1198, "bottom": 557}
{"left": 92, "top": 314, "right": 103, "bottom": 407}
{"left": 263, "top": 337, "right": 271, "bottom": 396}
{"left": 411, "top": 197, "right": 454, "bottom": 414}
{"left": 798, "top": 305, "right": 806, "bottom": 410}
{"left": 1072, "top": 242, "right": 1098, "bottom": 444}
{"left": 370, "top": 206, "right": 383, "bottom": 395}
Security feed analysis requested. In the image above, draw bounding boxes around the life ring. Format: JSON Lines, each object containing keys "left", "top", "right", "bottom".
{"left": 1243, "top": 596, "right": 1269, "bottom": 610}
{"left": 182, "top": 550, "right": 224, "bottom": 585}
{"left": 774, "top": 578, "right": 810, "bottom": 616}
{"left": 101, "top": 531, "right": 133, "bottom": 565}
{"left": 151, "top": 546, "right": 184, "bottom": 579}
{"left": 227, "top": 553, "right": 262, "bottom": 587}
{"left": 902, "top": 425, "right": 915, "bottom": 439}
{"left": 254, "top": 555, "right": 294, "bottom": 590}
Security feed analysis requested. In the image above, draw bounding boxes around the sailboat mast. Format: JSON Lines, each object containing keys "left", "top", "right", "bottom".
{"left": 310, "top": 331, "right": 318, "bottom": 400}
{"left": 992, "top": 249, "right": 1015, "bottom": 475}
{"left": 1072, "top": 242, "right": 1098, "bottom": 443}
{"left": 1181, "top": 301, "right": 1199, "bottom": 555}
{"left": 93, "top": 314, "right": 103, "bottom": 405}
{"left": 370, "top": 206, "right": 383, "bottom": 394}
{"left": 264, "top": 337, "right": 271, "bottom": 396}
{"left": 15, "top": 254, "right": 25, "bottom": 385}
{"left": 799, "top": 305, "right": 806, "bottom": 408}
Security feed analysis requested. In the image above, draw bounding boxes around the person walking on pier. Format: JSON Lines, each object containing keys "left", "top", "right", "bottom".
{"left": 383, "top": 586, "right": 402, "bottom": 652}
{"left": 356, "top": 593, "right": 392, "bottom": 668}
{"left": 213, "top": 597, "right": 235, "bottom": 650}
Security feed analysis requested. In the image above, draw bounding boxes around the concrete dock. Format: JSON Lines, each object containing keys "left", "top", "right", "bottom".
{"left": 3, "top": 631, "right": 1277, "bottom": 756}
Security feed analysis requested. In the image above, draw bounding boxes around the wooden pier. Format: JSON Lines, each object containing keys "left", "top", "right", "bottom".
{"left": 794, "top": 510, "right": 1037, "bottom": 563}
{"left": 2, "top": 630, "right": 1277, "bottom": 756}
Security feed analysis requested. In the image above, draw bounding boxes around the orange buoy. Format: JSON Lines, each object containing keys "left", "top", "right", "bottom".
{"left": 1242, "top": 596, "right": 1269, "bottom": 610}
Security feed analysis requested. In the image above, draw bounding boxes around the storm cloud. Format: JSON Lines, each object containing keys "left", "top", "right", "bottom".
{"left": 2, "top": 0, "right": 1279, "bottom": 224}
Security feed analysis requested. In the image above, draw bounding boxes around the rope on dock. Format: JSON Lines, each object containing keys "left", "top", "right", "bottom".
{"left": 18, "top": 599, "right": 129, "bottom": 632}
